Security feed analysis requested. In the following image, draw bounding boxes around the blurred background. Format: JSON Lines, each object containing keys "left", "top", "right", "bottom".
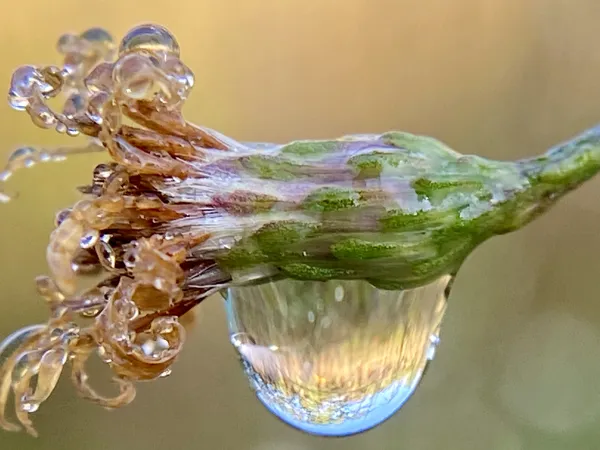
{"left": 1, "top": 0, "right": 600, "bottom": 448}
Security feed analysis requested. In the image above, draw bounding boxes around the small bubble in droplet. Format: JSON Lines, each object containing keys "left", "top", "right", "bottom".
{"left": 119, "top": 24, "right": 180, "bottom": 57}
{"left": 80, "top": 230, "right": 99, "bottom": 249}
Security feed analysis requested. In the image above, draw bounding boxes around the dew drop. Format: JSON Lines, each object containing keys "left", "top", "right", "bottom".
{"left": 119, "top": 24, "right": 180, "bottom": 57}
{"left": 20, "top": 400, "right": 39, "bottom": 413}
{"left": 159, "top": 368, "right": 172, "bottom": 378}
{"left": 80, "top": 230, "right": 99, "bottom": 249}
{"left": 0, "top": 170, "right": 11, "bottom": 182}
{"left": 55, "top": 122, "right": 67, "bottom": 134}
{"left": 226, "top": 276, "right": 452, "bottom": 437}
{"left": 0, "top": 325, "right": 45, "bottom": 365}
{"left": 8, "top": 147, "right": 36, "bottom": 165}
{"left": 80, "top": 28, "right": 113, "bottom": 46}
{"left": 54, "top": 208, "right": 71, "bottom": 226}
{"left": 8, "top": 66, "right": 38, "bottom": 110}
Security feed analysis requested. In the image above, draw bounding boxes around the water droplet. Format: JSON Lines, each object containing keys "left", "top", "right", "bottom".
{"left": 0, "top": 192, "right": 10, "bottom": 203}
{"left": 113, "top": 298, "right": 139, "bottom": 321}
{"left": 0, "top": 325, "right": 45, "bottom": 365}
{"left": 80, "top": 28, "right": 113, "bottom": 45}
{"left": 54, "top": 208, "right": 71, "bottom": 226}
{"left": 8, "top": 147, "right": 36, "bottom": 165}
{"left": 140, "top": 336, "right": 169, "bottom": 359}
{"left": 20, "top": 400, "right": 39, "bottom": 413}
{"left": 85, "top": 64, "right": 114, "bottom": 94}
{"left": 63, "top": 93, "right": 86, "bottom": 118}
{"left": 80, "top": 230, "right": 99, "bottom": 249}
{"left": 159, "top": 368, "right": 172, "bottom": 378}
{"left": 35, "top": 275, "right": 65, "bottom": 304}
{"left": 8, "top": 66, "right": 38, "bottom": 110}
{"left": 55, "top": 122, "right": 67, "bottom": 134}
{"left": 119, "top": 24, "right": 180, "bottom": 57}
{"left": 0, "top": 170, "right": 11, "bottom": 182}
{"left": 226, "top": 276, "right": 452, "bottom": 437}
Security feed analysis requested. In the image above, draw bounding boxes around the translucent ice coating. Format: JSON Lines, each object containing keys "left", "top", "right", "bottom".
{"left": 1, "top": 23, "right": 600, "bottom": 437}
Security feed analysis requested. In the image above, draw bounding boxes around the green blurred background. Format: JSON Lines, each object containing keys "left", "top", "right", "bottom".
{"left": 1, "top": 1, "right": 600, "bottom": 448}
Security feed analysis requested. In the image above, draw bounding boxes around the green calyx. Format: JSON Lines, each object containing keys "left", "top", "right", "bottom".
{"left": 212, "top": 125, "right": 600, "bottom": 289}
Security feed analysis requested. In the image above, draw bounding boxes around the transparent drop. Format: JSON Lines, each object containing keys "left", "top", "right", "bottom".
{"left": 55, "top": 122, "right": 67, "bottom": 134}
{"left": 8, "top": 66, "right": 38, "bottom": 110}
{"left": 63, "top": 93, "right": 87, "bottom": 118}
{"left": 8, "top": 147, "right": 36, "bottom": 165}
{"left": 56, "top": 33, "right": 79, "bottom": 54}
{"left": 80, "top": 28, "right": 113, "bottom": 46}
{"left": 119, "top": 24, "right": 180, "bottom": 57}
{"left": 113, "top": 298, "right": 139, "bottom": 321}
{"left": 226, "top": 276, "right": 451, "bottom": 437}
{"left": 0, "top": 325, "right": 45, "bottom": 366}
{"left": 0, "top": 170, "right": 11, "bottom": 182}
{"left": 54, "top": 208, "right": 71, "bottom": 226}
{"left": 80, "top": 230, "right": 99, "bottom": 249}
{"left": 19, "top": 400, "right": 39, "bottom": 413}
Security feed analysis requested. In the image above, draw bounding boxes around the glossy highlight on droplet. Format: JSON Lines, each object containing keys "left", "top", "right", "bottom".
{"left": 226, "top": 277, "right": 450, "bottom": 436}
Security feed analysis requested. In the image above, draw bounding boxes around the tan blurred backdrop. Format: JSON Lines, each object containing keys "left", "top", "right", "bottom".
{"left": 1, "top": 1, "right": 600, "bottom": 449}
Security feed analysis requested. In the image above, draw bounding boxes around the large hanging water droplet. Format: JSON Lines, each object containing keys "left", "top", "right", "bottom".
{"left": 119, "top": 24, "right": 180, "bottom": 57}
{"left": 225, "top": 276, "right": 450, "bottom": 437}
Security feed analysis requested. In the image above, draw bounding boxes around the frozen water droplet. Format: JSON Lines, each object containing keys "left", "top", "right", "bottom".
{"left": 80, "top": 230, "right": 99, "bottom": 249}
{"left": 119, "top": 24, "right": 180, "bottom": 57}
{"left": 226, "top": 276, "right": 452, "bottom": 437}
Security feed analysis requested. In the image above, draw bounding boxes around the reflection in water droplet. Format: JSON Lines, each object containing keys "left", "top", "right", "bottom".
{"left": 226, "top": 276, "right": 451, "bottom": 436}
{"left": 80, "top": 28, "right": 113, "bottom": 45}
{"left": 0, "top": 325, "right": 45, "bottom": 365}
{"left": 119, "top": 24, "right": 180, "bottom": 57}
